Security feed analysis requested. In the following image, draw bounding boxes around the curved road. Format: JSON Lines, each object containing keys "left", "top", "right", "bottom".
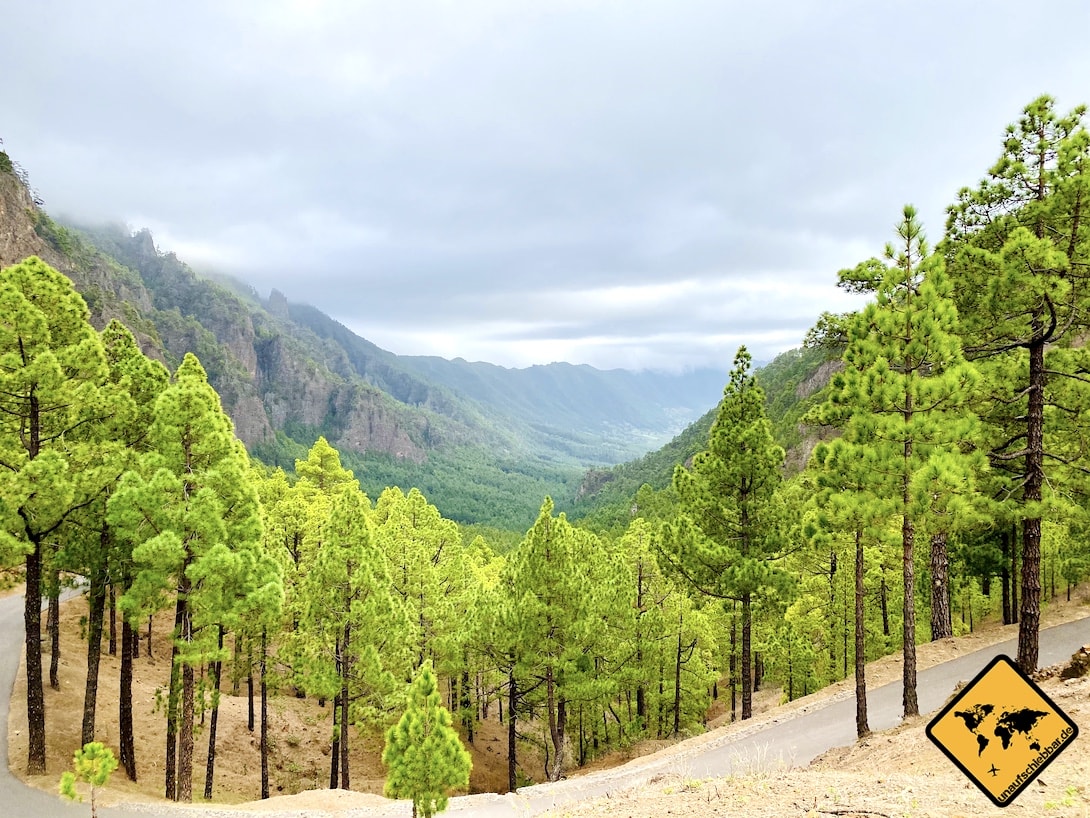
{"left": 2, "top": 590, "right": 1087, "bottom": 817}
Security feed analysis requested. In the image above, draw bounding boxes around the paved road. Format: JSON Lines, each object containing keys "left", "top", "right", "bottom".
{"left": 0, "top": 591, "right": 82, "bottom": 815}
{"left": 1, "top": 590, "right": 1086, "bottom": 817}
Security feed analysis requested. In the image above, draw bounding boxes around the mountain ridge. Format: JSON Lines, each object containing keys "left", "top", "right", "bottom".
{"left": 0, "top": 151, "right": 728, "bottom": 528}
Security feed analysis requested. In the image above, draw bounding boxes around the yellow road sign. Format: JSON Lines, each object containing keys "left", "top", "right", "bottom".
{"left": 926, "top": 654, "right": 1078, "bottom": 807}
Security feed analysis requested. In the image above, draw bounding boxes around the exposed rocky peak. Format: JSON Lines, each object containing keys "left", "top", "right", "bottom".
{"left": 0, "top": 164, "right": 47, "bottom": 267}
{"left": 796, "top": 358, "right": 843, "bottom": 400}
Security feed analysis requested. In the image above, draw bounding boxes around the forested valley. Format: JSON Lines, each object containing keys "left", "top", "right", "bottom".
{"left": 1, "top": 94, "right": 1089, "bottom": 807}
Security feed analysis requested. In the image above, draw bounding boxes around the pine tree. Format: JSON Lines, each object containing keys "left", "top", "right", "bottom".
{"left": 664, "top": 347, "right": 788, "bottom": 720}
{"left": 0, "top": 258, "right": 118, "bottom": 774}
{"left": 298, "top": 481, "right": 412, "bottom": 790}
{"left": 508, "top": 497, "right": 587, "bottom": 780}
{"left": 108, "top": 353, "right": 262, "bottom": 801}
{"left": 814, "top": 207, "right": 981, "bottom": 716}
{"left": 374, "top": 486, "right": 462, "bottom": 669}
{"left": 59, "top": 741, "right": 119, "bottom": 818}
{"left": 69, "top": 321, "right": 167, "bottom": 777}
{"left": 944, "top": 95, "right": 1090, "bottom": 672}
{"left": 383, "top": 660, "right": 472, "bottom": 818}
{"left": 807, "top": 438, "right": 890, "bottom": 738}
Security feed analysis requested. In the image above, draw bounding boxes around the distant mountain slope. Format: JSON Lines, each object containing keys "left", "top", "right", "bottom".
{"left": 400, "top": 356, "right": 726, "bottom": 462}
{"left": 0, "top": 151, "right": 726, "bottom": 529}
{"left": 572, "top": 345, "right": 842, "bottom": 529}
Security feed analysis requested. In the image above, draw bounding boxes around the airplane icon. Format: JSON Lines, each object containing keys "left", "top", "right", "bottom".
{"left": 988, "top": 765, "right": 1000, "bottom": 777}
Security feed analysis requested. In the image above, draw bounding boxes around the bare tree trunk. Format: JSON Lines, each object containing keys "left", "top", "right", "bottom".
{"left": 741, "top": 592, "right": 753, "bottom": 720}
{"left": 930, "top": 532, "right": 952, "bottom": 640}
{"left": 880, "top": 574, "right": 890, "bottom": 638}
{"left": 178, "top": 608, "right": 195, "bottom": 802}
{"left": 82, "top": 556, "right": 108, "bottom": 745}
{"left": 854, "top": 528, "right": 870, "bottom": 739}
{"left": 260, "top": 630, "right": 270, "bottom": 800}
{"left": 165, "top": 601, "right": 184, "bottom": 800}
{"left": 729, "top": 604, "right": 737, "bottom": 723}
{"left": 902, "top": 510, "right": 918, "bottom": 717}
{"left": 545, "top": 665, "right": 565, "bottom": 781}
{"left": 120, "top": 618, "right": 137, "bottom": 781}
{"left": 673, "top": 622, "right": 683, "bottom": 737}
{"left": 48, "top": 580, "right": 60, "bottom": 691}
{"left": 108, "top": 583, "right": 117, "bottom": 657}
{"left": 247, "top": 639, "right": 255, "bottom": 733}
{"left": 203, "top": 626, "right": 225, "bottom": 800}
{"left": 507, "top": 671, "right": 517, "bottom": 793}
{"left": 24, "top": 536, "right": 46, "bottom": 774}
{"left": 340, "top": 623, "right": 351, "bottom": 790}
{"left": 329, "top": 688, "right": 340, "bottom": 789}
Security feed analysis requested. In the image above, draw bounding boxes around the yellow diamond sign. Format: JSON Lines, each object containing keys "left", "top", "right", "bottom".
{"left": 926, "top": 654, "right": 1078, "bottom": 807}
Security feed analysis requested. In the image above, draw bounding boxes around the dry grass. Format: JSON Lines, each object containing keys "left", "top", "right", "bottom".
{"left": 7, "top": 583, "right": 1090, "bottom": 817}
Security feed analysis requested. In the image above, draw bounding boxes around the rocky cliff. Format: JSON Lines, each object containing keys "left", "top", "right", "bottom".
{"left": 0, "top": 162, "right": 429, "bottom": 461}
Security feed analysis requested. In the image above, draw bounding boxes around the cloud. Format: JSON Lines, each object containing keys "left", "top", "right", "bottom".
{"left": 3, "top": 0, "right": 1089, "bottom": 371}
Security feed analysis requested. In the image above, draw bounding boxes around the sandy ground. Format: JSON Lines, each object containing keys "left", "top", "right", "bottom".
{"left": 8, "top": 583, "right": 1090, "bottom": 817}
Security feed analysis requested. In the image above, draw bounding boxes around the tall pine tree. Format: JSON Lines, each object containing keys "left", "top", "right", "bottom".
{"left": 944, "top": 95, "right": 1090, "bottom": 671}
{"left": 0, "top": 258, "right": 119, "bottom": 774}
{"left": 815, "top": 207, "right": 980, "bottom": 716}
{"left": 665, "top": 347, "right": 788, "bottom": 721}
{"left": 109, "top": 354, "right": 262, "bottom": 801}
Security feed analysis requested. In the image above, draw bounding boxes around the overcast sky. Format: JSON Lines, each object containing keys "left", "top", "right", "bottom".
{"left": 3, "top": 1, "right": 1089, "bottom": 372}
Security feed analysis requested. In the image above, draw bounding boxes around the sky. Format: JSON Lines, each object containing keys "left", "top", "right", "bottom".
{"left": 3, "top": 0, "right": 1089, "bottom": 372}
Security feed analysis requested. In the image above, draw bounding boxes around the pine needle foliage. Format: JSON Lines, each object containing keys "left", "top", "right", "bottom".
{"left": 382, "top": 660, "right": 471, "bottom": 818}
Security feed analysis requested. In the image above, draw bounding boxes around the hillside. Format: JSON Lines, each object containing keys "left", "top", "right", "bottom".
{"left": 0, "top": 154, "right": 726, "bottom": 529}
{"left": 572, "top": 344, "right": 842, "bottom": 529}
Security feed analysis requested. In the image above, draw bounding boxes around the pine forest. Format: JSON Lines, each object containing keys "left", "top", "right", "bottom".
{"left": 1, "top": 95, "right": 1089, "bottom": 806}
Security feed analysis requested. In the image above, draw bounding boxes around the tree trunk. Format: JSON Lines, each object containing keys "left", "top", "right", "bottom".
{"left": 545, "top": 665, "right": 564, "bottom": 781}
{"left": 178, "top": 607, "right": 195, "bottom": 802}
{"left": 828, "top": 550, "right": 837, "bottom": 667}
{"left": 108, "top": 583, "right": 117, "bottom": 657}
{"left": 24, "top": 535, "right": 46, "bottom": 774}
{"left": 231, "top": 634, "right": 242, "bottom": 696}
{"left": 340, "top": 622, "right": 350, "bottom": 790}
{"left": 673, "top": 619, "right": 683, "bottom": 737}
{"left": 461, "top": 666, "right": 474, "bottom": 743}
{"left": 247, "top": 639, "right": 255, "bottom": 733}
{"left": 82, "top": 557, "right": 108, "bottom": 745}
{"left": 165, "top": 600, "right": 184, "bottom": 800}
{"left": 1010, "top": 522, "right": 1019, "bottom": 624}
{"left": 507, "top": 671, "right": 518, "bottom": 793}
{"left": 854, "top": 528, "right": 870, "bottom": 739}
{"left": 1001, "top": 532, "right": 1012, "bottom": 624}
{"left": 48, "top": 583, "right": 60, "bottom": 691}
{"left": 729, "top": 605, "right": 737, "bottom": 723}
{"left": 329, "top": 688, "right": 340, "bottom": 789}
{"left": 930, "top": 532, "right": 953, "bottom": 640}
{"left": 203, "top": 626, "right": 225, "bottom": 800}
{"left": 880, "top": 574, "right": 890, "bottom": 638}
{"left": 120, "top": 618, "right": 137, "bottom": 782}
{"left": 902, "top": 510, "right": 918, "bottom": 717}
{"left": 741, "top": 592, "right": 753, "bottom": 720}
{"left": 260, "top": 630, "right": 270, "bottom": 800}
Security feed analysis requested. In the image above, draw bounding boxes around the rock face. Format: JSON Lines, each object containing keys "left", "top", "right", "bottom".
{"left": 0, "top": 163, "right": 426, "bottom": 461}
{"left": 796, "top": 358, "right": 843, "bottom": 400}
{"left": 0, "top": 162, "right": 45, "bottom": 266}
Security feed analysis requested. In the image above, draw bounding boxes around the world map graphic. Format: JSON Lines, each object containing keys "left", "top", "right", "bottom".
{"left": 953, "top": 703, "right": 1048, "bottom": 756}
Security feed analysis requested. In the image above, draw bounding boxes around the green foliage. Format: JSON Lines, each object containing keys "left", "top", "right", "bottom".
{"left": 59, "top": 742, "right": 118, "bottom": 817}
{"left": 665, "top": 347, "right": 792, "bottom": 720}
{"left": 383, "top": 661, "right": 471, "bottom": 818}
{"left": 667, "top": 347, "right": 788, "bottom": 601}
